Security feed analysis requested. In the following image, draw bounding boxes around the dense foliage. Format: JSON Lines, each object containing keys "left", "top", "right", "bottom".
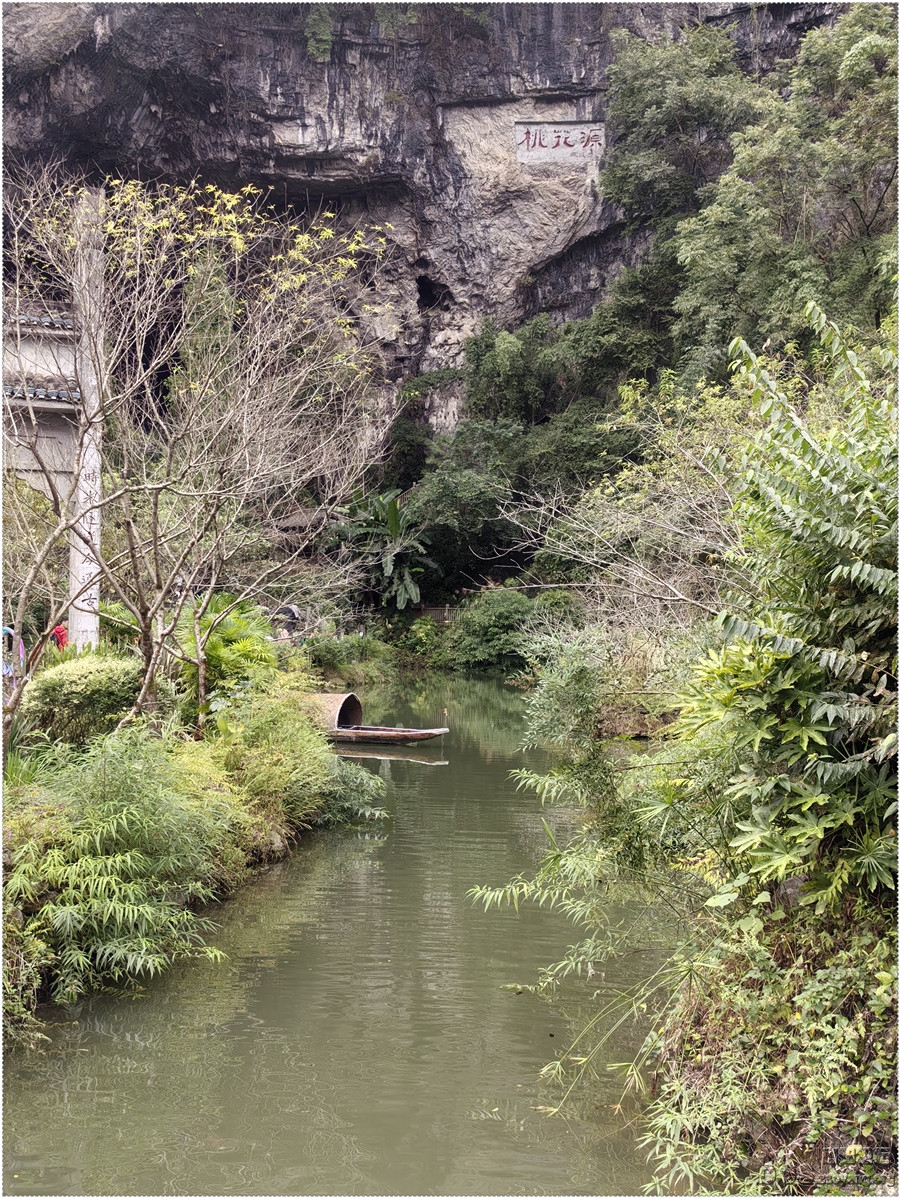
{"left": 471, "top": 310, "right": 898, "bottom": 1194}
{"left": 401, "top": 419, "right": 521, "bottom": 594}
{"left": 215, "top": 671, "right": 387, "bottom": 829}
{"left": 600, "top": 24, "right": 764, "bottom": 221}
{"left": 333, "top": 491, "right": 435, "bottom": 610}
{"left": 674, "top": 310, "right": 897, "bottom": 911}
{"left": 643, "top": 903, "right": 897, "bottom": 1196}
{"left": 674, "top": 5, "right": 897, "bottom": 380}
{"left": 437, "top": 588, "right": 535, "bottom": 675}
{"left": 376, "top": 6, "right": 896, "bottom": 604}
{"left": 5, "top": 731, "right": 234, "bottom": 1008}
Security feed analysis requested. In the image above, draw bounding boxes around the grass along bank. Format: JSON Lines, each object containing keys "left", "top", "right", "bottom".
{"left": 3, "top": 663, "right": 386, "bottom": 1049}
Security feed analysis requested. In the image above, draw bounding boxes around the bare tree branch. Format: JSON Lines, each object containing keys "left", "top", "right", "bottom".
{"left": 3, "top": 166, "right": 394, "bottom": 743}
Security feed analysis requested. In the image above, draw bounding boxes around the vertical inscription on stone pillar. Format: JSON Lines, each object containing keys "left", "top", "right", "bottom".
{"left": 69, "top": 187, "right": 105, "bottom": 651}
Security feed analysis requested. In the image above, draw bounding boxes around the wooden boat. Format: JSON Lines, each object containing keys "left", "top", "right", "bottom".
{"left": 330, "top": 726, "right": 449, "bottom": 744}
{"left": 309, "top": 692, "right": 449, "bottom": 746}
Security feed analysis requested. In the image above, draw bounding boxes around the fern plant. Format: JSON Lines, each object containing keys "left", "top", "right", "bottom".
{"left": 173, "top": 592, "right": 277, "bottom": 718}
{"left": 672, "top": 305, "right": 898, "bottom": 911}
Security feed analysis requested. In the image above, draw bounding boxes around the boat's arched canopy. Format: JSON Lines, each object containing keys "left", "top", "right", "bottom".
{"left": 310, "top": 692, "right": 363, "bottom": 730}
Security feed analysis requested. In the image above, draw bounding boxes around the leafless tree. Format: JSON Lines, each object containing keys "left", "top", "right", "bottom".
{"left": 3, "top": 164, "right": 394, "bottom": 745}
{"left": 503, "top": 386, "right": 760, "bottom": 645}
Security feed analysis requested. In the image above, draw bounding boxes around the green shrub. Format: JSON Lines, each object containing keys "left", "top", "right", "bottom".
{"left": 471, "top": 308, "right": 899, "bottom": 1195}
{"left": 221, "top": 687, "right": 389, "bottom": 826}
{"left": 305, "top": 631, "right": 389, "bottom": 674}
{"left": 439, "top": 588, "right": 534, "bottom": 674}
{"left": 304, "top": 4, "right": 334, "bottom": 59}
{"left": 667, "top": 312, "right": 898, "bottom": 912}
{"left": 169, "top": 738, "right": 270, "bottom": 885}
{"left": 520, "top": 397, "right": 640, "bottom": 490}
{"left": 4, "top": 729, "right": 233, "bottom": 1005}
{"left": 305, "top": 633, "right": 354, "bottom": 670}
{"left": 223, "top": 693, "right": 336, "bottom": 825}
{"left": 464, "top": 316, "right": 559, "bottom": 422}
{"left": 333, "top": 492, "right": 435, "bottom": 610}
{"left": 531, "top": 587, "right": 587, "bottom": 626}
{"left": 644, "top": 902, "right": 898, "bottom": 1195}
{"left": 2, "top": 673, "right": 387, "bottom": 1040}
{"left": 2, "top": 910, "right": 54, "bottom": 1049}
{"left": 21, "top": 655, "right": 176, "bottom": 744}
{"left": 395, "top": 615, "right": 445, "bottom": 658}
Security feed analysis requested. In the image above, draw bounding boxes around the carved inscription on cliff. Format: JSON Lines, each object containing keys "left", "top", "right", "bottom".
{"left": 514, "top": 122, "right": 605, "bottom": 165}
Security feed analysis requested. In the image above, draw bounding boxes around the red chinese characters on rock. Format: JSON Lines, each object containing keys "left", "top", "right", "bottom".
{"left": 515, "top": 122, "right": 604, "bottom": 163}
{"left": 517, "top": 126, "right": 549, "bottom": 152}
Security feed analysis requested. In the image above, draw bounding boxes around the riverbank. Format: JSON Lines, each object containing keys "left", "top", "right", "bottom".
{"left": 3, "top": 668, "right": 386, "bottom": 1049}
{"left": 3, "top": 673, "right": 655, "bottom": 1196}
{"left": 303, "top": 587, "right": 587, "bottom": 692}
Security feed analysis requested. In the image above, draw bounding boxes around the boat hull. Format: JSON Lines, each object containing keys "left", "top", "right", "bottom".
{"left": 328, "top": 725, "right": 449, "bottom": 745}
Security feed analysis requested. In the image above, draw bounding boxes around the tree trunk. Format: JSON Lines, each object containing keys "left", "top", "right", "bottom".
{"left": 194, "top": 607, "right": 208, "bottom": 735}
{"left": 137, "top": 617, "right": 159, "bottom": 715}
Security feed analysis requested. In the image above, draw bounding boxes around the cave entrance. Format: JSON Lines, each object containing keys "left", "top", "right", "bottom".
{"left": 416, "top": 275, "right": 454, "bottom": 313}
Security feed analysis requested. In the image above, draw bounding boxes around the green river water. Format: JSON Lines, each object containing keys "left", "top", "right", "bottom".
{"left": 3, "top": 676, "right": 657, "bottom": 1196}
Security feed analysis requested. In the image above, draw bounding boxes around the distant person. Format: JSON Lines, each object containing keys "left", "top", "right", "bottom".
{"left": 274, "top": 604, "right": 300, "bottom": 633}
{"left": 3, "top": 626, "right": 26, "bottom": 676}
{"left": 2, "top": 626, "right": 14, "bottom": 678}
{"left": 50, "top": 619, "right": 68, "bottom": 649}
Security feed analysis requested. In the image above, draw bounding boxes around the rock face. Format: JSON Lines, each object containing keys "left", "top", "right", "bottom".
{"left": 3, "top": 2, "right": 841, "bottom": 405}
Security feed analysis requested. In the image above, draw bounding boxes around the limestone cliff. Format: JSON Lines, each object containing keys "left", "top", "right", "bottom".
{"left": 3, "top": 2, "right": 841, "bottom": 404}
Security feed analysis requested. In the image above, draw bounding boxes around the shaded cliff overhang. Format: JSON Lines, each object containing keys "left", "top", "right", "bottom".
{"left": 3, "top": 2, "right": 844, "bottom": 189}
{"left": 3, "top": 2, "right": 847, "bottom": 384}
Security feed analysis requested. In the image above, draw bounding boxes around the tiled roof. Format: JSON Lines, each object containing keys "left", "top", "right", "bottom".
{"left": 3, "top": 310, "right": 76, "bottom": 333}
{"left": 276, "top": 508, "right": 327, "bottom": 531}
{"left": 3, "top": 381, "right": 80, "bottom": 402}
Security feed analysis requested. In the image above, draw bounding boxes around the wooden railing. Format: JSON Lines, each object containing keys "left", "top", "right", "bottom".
{"left": 415, "top": 604, "right": 460, "bottom": 625}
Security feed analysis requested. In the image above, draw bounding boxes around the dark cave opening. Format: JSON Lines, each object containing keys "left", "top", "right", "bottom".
{"left": 416, "top": 274, "right": 454, "bottom": 313}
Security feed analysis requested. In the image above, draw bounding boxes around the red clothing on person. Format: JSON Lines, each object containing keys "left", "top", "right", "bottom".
{"left": 51, "top": 624, "right": 68, "bottom": 648}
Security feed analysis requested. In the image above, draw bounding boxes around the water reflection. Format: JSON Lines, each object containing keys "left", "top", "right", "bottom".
{"left": 4, "top": 676, "right": 653, "bottom": 1196}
